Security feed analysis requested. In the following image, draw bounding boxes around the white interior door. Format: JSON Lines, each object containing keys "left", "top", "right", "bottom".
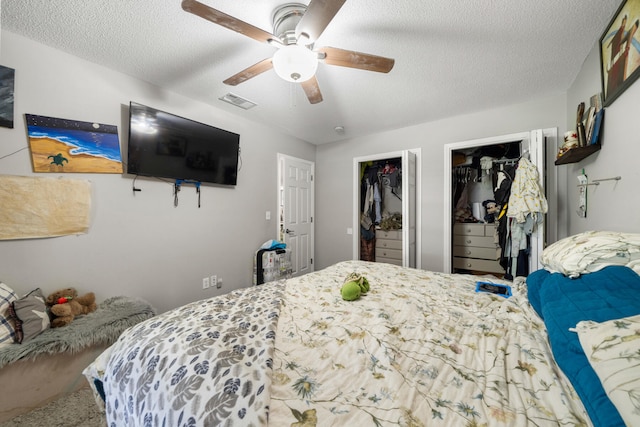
{"left": 278, "top": 154, "right": 314, "bottom": 277}
{"left": 403, "top": 150, "right": 417, "bottom": 267}
{"left": 527, "top": 129, "right": 546, "bottom": 272}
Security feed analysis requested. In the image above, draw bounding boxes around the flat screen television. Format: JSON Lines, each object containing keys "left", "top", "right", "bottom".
{"left": 127, "top": 102, "right": 240, "bottom": 186}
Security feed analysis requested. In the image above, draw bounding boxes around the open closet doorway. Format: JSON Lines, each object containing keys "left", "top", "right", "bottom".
{"left": 278, "top": 154, "right": 315, "bottom": 278}
{"left": 443, "top": 129, "right": 555, "bottom": 277}
{"left": 353, "top": 149, "right": 421, "bottom": 269}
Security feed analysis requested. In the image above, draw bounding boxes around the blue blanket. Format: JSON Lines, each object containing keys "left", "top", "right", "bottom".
{"left": 527, "top": 266, "right": 640, "bottom": 427}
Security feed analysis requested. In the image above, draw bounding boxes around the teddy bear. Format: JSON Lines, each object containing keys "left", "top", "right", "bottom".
{"left": 45, "top": 288, "right": 97, "bottom": 328}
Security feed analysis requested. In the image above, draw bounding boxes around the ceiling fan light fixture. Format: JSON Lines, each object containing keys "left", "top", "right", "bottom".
{"left": 272, "top": 44, "right": 318, "bottom": 82}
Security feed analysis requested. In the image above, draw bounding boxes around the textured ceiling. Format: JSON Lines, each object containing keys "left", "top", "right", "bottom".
{"left": 1, "top": 0, "right": 622, "bottom": 144}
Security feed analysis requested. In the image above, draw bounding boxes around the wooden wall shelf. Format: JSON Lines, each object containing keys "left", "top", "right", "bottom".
{"left": 555, "top": 144, "right": 601, "bottom": 165}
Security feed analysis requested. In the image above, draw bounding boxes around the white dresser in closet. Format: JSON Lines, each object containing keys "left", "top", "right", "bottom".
{"left": 452, "top": 223, "right": 503, "bottom": 274}
{"left": 375, "top": 229, "right": 403, "bottom": 266}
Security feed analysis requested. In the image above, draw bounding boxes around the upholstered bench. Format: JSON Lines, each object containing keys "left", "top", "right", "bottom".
{"left": 0, "top": 296, "right": 155, "bottom": 422}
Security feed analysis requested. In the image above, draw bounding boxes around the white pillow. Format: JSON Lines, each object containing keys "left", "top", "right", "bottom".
{"left": 576, "top": 314, "right": 640, "bottom": 426}
{"left": 541, "top": 231, "right": 640, "bottom": 278}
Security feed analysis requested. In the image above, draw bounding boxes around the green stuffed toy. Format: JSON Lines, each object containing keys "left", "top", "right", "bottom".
{"left": 341, "top": 281, "right": 361, "bottom": 301}
{"left": 340, "top": 272, "right": 370, "bottom": 301}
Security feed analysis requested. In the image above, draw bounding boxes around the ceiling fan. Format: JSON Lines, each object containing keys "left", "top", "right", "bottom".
{"left": 181, "top": 0, "right": 395, "bottom": 104}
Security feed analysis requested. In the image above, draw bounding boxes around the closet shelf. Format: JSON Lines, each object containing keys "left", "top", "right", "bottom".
{"left": 554, "top": 144, "right": 601, "bottom": 165}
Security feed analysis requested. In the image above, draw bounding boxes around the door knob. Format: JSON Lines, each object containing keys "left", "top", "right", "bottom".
{"left": 285, "top": 229, "right": 294, "bottom": 234}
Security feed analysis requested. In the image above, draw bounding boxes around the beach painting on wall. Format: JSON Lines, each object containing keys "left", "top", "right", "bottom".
{"left": 26, "top": 114, "right": 123, "bottom": 173}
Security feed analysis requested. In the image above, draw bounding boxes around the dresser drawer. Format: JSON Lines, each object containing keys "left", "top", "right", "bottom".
{"left": 376, "top": 247, "right": 402, "bottom": 260}
{"left": 376, "top": 238, "right": 402, "bottom": 250}
{"left": 453, "top": 245, "right": 498, "bottom": 260}
{"left": 454, "top": 223, "right": 495, "bottom": 237}
{"left": 376, "top": 256, "right": 403, "bottom": 266}
{"left": 376, "top": 229, "right": 402, "bottom": 240}
{"left": 453, "top": 235, "right": 496, "bottom": 248}
{"left": 453, "top": 257, "right": 503, "bottom": 273}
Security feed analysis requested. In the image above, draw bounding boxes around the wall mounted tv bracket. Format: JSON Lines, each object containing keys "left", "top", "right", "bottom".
{"left": 475, "top": 281, "right": 512, "bottom": 298}
{"left": 132, "top": 176, "right": 142, "bottom": 195}
{"left": 174, "top": 179, "right": 201, "bottom": 208}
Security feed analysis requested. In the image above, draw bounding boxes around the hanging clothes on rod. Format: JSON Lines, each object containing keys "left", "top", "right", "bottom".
{"left": 361, "top": 159, "right": 402, "bottom": 231}
{"left": 501, "top": 157, "right": 548, "bottom": 279}
{"left": 359, "top": 158, "right": 403, "bottom": 262}
{"left": 380, "top": 161, "right": 402, "bottom": 200}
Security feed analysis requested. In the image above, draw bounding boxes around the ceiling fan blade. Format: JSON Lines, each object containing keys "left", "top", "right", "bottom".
{"left": 223, "top": 58, "right": 273, "bottom": 86}
{"left": 182, "top": 0, "right": 275, "bottom": 44}
{"left": 295, "top": 0, "right": 346, "bottom": 44}
{"left": 300, "top": 76, "right": 323, "bottom": 104}
{"left": 317, "top": 46, "right": 395, "bottom": 73}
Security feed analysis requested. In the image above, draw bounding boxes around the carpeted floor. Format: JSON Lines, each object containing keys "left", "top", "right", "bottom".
{"left": 0, "top": 387, "right": 104, "bottom": 427}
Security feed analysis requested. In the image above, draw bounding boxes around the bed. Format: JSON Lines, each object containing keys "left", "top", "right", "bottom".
{"left": 84, "top": 231, "right": 640, "bottom": 426}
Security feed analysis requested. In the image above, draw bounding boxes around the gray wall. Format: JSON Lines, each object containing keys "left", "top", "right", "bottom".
{"left": 2, "top": 28, "right": 638, "bottom": 314}
{"left": 314, "top": 96, "right": 567, "bottom": 272}
{"left": 313, "top": 39, "right": 640, "bottom": 273}
{"left": 564, "top": 42, "right": 640, "bottom": 235}
{"left": 0, "top": 32, "right": 315, "bottom": 313}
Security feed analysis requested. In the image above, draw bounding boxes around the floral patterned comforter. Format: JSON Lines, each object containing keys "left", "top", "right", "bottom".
{"left": 85, "top": 260, "right": 591, "bottom": 426}
{"left": 268, "top": 261, "right": 591, "bottom": 426}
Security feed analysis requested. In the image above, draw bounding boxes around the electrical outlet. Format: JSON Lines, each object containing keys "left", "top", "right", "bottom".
{"left": 210, "top": 275, "right": 217, "bottom": 289}
{"left": 202, "top": 277, "right": 210, "bottom": 289}
{"left": 216, "top": 277, "right": 222, "bottom": 289}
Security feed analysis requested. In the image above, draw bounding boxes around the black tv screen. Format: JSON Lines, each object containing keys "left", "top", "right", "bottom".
{"left": 127, "top": 102, "right": 240, "bottom": 186}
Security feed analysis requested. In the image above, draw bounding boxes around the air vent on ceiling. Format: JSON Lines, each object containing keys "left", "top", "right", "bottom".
{"left": 219, "top": 93, "right": 257, "bottom": 110}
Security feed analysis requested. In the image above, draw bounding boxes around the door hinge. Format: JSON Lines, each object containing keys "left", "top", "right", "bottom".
{"left": 311, "top": 217, "right": 313, "bottom": 223}
{"left": 311, "top": 258, "right": 313, "bottom": 264}
{"left": 311, "top": 175, "right": 313, "bottom": 181}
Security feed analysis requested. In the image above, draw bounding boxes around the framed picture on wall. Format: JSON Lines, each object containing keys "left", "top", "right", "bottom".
{"left": 25, "top": 114, "right": 123, "bottom": 173}
{"left": 0, "top": 65, "right": 15, "bottom": 129}
{"left": 600, "top": 0, "right": 640, "bottom": 106}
